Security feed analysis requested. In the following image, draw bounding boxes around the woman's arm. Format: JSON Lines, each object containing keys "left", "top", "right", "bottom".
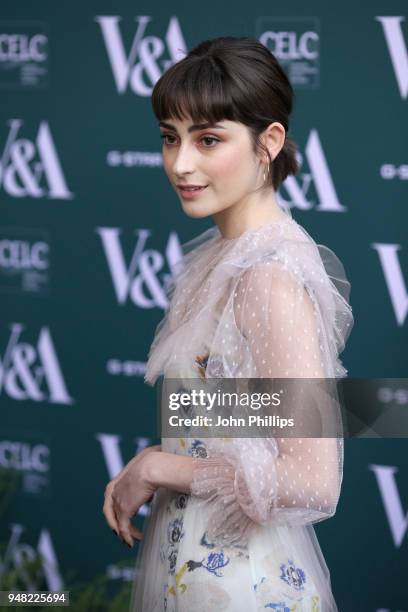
{"left": 189, "top": 259, "right": 343, "bottom": 546}
{"left": 144, "top": 450, "right": 195, "bottom": 494}
{"left": 103, "top": 447, "right": 195, "bottom": 548}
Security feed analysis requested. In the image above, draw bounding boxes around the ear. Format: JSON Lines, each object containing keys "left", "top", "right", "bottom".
{"left": 260, "top": 122, "right": 286, "bottom": 163}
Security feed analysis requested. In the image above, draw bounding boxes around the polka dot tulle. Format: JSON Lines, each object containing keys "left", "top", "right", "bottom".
{"left": 190, "top": 260, "right": 344, "bottom": 545}
{"left": 144, "top": 210, "right": 354, "bottom": 547}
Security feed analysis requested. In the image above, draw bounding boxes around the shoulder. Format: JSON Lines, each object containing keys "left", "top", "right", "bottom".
{"left": 233, "top": 256, "right": 315, "bottom": 336}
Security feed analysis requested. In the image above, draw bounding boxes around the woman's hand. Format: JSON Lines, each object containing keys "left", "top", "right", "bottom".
{"left": 103, "top": 445, "right": 160, "bottom": 547}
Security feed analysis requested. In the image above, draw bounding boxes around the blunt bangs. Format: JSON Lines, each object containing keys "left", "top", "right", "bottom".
{"left": 151, "top": 57, "right": 240, "bottom": 124}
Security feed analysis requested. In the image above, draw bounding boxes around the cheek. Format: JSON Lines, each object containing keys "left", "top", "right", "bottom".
{"left": 162, "top": 153, "right": 172, "bottom": 177}
{"left": 210, "top": 147, "right": 255, "bottom": 192}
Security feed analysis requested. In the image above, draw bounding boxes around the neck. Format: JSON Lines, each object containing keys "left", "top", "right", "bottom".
{"left": 212, "top": 188, "right": 287, "bottom": 240}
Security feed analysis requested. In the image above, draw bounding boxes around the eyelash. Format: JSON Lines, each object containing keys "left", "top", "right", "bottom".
{"left": 160, "top": 134, "right": 221, "bottom": 148}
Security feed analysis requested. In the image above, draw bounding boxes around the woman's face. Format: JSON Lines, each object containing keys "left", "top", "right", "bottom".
{"left": 159, "top": 115, "right": 264, "bottom": 219}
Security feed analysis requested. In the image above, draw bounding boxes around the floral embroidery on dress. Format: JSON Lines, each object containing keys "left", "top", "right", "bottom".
{"left": 195, "top": 352, "right": 209, "bottom": 378}
{"left": 279, "top": 559, "right": 306, "bottom": 591}
{"left": 175, "top": 493, "right": 188, "bottom": 509}
{"left": 264, "top": 602, "right": 291, "bottom": 611}
{"left": 160, "top": 509, "right": 186, "bottom": 576}
{"left": 195, "top": 351, "right": 226, "bottom": 377}
{"left": 167, "top": 518, "right": 184, "bottom": 544}
{"left": 185, "top": 551, "right": 230, "bottom": 577}
{"left": 189, "top": 439, "right": 208, "bottom": 458}
{"left": 200, "top": 531, "right": 250, "bottom": 559}
{"left": 165, "top": 550, "right": 230, "bottom": 601}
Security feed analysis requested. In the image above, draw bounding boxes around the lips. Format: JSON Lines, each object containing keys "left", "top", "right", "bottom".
{"left": 177, "top": 184, "right": 208, "bottom": 199}
{"left": 177, "top": 185, "right": 208, "bottom": 191}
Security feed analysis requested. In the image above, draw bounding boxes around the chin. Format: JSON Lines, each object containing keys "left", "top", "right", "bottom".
{"left": 180, "top": 203, "right": 213, "bottom": 219}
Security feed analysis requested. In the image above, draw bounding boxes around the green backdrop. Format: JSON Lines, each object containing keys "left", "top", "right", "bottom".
{"left": 1, "top": 2, "right": 407, "bottom": 610}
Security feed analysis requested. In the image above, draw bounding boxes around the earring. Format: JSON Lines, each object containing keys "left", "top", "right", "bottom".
{"left": 263, "top": 160, "right": 271, "bottom": 185}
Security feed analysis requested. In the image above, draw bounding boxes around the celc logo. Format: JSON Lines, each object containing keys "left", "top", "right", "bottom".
{"left": 0, "top": 120, "right": 73, "bottom": 200}
{"left": 0, "top": 22, "right": 48, "bottom": 88}
{"left": 95, "top": 15, "right": 187, "bottom": 95}
{"left": 0, "top": 237, "right": 49, "bottom": 271}
{"left": 96, "top": 227, "right": 183, "bottom": 309}
{"left": 0, "top": 228, "right": 51, "bottom": 295}
{"left": 0, "top": 323, "right": 74, "bottom": 404}
{"left": 0, "top": 435, "right": 51, "bottom": 495}
{"left": 257, "top": 18, "right": 320, "bottom": 88}
{"left": 0, "top": 439, "right": 49, "bottom": 473}
{"left": 0, "top": 31, "right": 47, "bottom": 62}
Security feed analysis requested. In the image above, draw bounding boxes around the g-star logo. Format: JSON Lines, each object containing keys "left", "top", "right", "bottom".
{"left": 95, "top": 15, "right": 187, "bottom": 95}
{"left": 279, "top": 129, "right": 347, "bottom": 212}
{"left": 376, "top": 16, "right": 408, "bottom": 98}
{"left": 0, "top": 524, "right": 63, "bottom": 591}
{"left": 0, "top": 120, "right": 73, "bottom": 200}
{"left": 0, "top": 324, "right": 73, "bottom": 404}
{"left": 96, "top": 227, "right": 183, "bottom": 309}
{"left": 370, "top": 463, "right": 408, "bottom": 548}
{"left": 372, "top": 243, "right": 408, "bottom": 325}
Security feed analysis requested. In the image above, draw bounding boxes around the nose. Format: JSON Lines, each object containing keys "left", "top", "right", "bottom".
{"left": 172, "top": 142, "right": 197, "bottom": 177}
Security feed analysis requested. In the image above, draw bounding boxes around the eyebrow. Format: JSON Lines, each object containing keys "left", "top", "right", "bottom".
{"left": 158, "top": 121, "right": 227, "bottom": 133}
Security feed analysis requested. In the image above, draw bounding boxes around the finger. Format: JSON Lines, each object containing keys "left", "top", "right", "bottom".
{"left": 103, "top": 494, "right": 119, "bottom": 533}
{"left": 129, "top": 523, "right": 143, "bottom": 541}
{"left": 118, "top": 518, "right": 134, "bottom": 548}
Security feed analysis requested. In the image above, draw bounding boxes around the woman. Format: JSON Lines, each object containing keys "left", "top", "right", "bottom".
{"left": 103, "top": 36, "right": 354, "bottom": 611}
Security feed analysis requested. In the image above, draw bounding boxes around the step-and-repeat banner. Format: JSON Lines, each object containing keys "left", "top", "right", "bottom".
{"left": 1, "top": 2, "right": 407, "bottom": 610}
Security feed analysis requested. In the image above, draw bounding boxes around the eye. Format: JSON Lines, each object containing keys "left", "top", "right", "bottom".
{"left": 200, "top": 136, "right": 220, "bottom": 148}
{"left": 159, "top": 133, "right": 221, "bottom": 148}
{"left": 160, "top": 133, "right": 177, "bottom": 145}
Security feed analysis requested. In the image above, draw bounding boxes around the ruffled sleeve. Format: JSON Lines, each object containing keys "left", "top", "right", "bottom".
{"left": 190, "top": 256, "right": 347, "bottom": 546}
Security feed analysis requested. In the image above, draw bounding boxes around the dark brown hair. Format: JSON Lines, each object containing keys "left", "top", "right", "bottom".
{"left": 151, "top": 36, "right": 300, "bottom": 191}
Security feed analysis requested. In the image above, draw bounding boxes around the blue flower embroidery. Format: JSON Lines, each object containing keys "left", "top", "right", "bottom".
{"left": 205, "top": 551, "right": 230, "bottom": 576}
{"left": 265, "top": 603, "right": 291, "bottom": 611}
{"left": 279, "top": 558, "right": 306, "bottom": 591}
{"left": 175, "top": 494, "right": 188, "bottom": 509}
{"left": 168, "top": 547, "right": 177, "bottom": 574}
{"left": 190, "top": 439, "right": 208, "bottom": 458}
{"left": 186, "top": 551, "right": 230, "bottom": 577}
{"left": 167, "top": 517, "right": 184, "bottom": 544}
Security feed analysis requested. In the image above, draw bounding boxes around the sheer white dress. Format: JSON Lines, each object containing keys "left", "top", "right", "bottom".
{"left": 129, "top": 205, "right": 354, "bottom": 612}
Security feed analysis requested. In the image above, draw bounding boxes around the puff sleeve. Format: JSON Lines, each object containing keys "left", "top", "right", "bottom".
{"left": 190, "top": 258, "right": 344, "bottom": 546}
